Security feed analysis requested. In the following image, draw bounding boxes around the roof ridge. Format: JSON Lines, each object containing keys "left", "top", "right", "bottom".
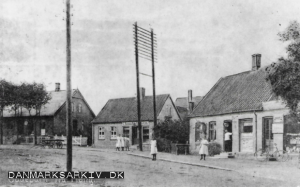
{"left": 223, "top": 70, "right": 251, "bottom": 79}
{"left": 108, "top": 94, "right": 170, "bottom": 101}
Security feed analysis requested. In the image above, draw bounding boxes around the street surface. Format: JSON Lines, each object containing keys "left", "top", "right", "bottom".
{"left": 0, "top": 145, "right": 297, "bottom": 187}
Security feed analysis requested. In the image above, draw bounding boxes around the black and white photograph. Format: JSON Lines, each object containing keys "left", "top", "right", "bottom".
{"left": 0, "top": 0, "right": 300, "bottom": 186}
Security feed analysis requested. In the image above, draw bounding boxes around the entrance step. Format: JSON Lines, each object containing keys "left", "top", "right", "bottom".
{"left": 212, "top": 152, "right": 235, "bottom": 159}
{"left": 130, "top": 145, "right": 138, "bottom": 150}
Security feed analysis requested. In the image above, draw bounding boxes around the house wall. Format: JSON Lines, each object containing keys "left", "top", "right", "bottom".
{"left": 2, "top": 116, "right": 54, "bottom": 144}
{"left": 189, "top": 107, "right": 289, "bottom": 154}
{"left": 53, "top": 93, "right": 95, "bottom": 137}
{"left": 157, "top": 97, "right": 180, "bottom": 121}
{"left": 92, "top": 96, "right": 180, "bottom": 149}
{"left": 93, "top": 121, "right": 154, "bottom": 148}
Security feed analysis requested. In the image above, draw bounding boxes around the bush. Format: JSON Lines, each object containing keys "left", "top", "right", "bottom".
{"left": 207, "top": 141, "right": 222, "bottom": 156}
{"left": 153, "top": 119, "right": 189, "bottom": 144}
{"left": 156, "top": 138, "right": 172, "bottom": 152}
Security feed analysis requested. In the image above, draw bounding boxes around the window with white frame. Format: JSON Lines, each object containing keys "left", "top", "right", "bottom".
{"left": 78, "top": 104, "right": 82, "bottom": 113}
{"left": 99, "top": 127, "right": 105, "bottom": 139}
{"left": 111, "top": 126, "right": 117, "bottom": 139}
{"left": 209, "top": 121, "right": 216, "bottom": 141}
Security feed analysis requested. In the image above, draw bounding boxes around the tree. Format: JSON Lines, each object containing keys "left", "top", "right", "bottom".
{"left": 153, "top": 119, "right": 189, "bottom": 144}
{"left": 21, "top": 82, "right": 51, "bottom": 144}
{"left": 266, "top": 21, "right": 300, "bottom": 117}
{"left": 0, "top": 79, "right": 13, "bottom": 144}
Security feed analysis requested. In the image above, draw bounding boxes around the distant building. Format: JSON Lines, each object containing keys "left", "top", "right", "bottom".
{"left": 92, "top": 88, "right": 181, "bottom": 149}
{"left": 2, "top": 83, "right": 95, "bottom": 144}
{"left": 175, "top": 90, "right": 202, "bottom": 119}
{"left": 189, "top": 54, "right": 299, "bottom": 154}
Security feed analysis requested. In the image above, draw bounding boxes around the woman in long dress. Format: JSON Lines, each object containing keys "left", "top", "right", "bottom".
{"left": 116, "top": 134, "right": 121, "bottom": 151}
{"left": 150, "top": 136, "right": 158, "bottom": 161}
{"left": 199, "top": 136, "right": 209, "bottom": 160}
{"left": 120, "top": 135, "right": 125, "bottom": 151}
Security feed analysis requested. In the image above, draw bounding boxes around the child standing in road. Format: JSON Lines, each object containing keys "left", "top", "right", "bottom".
{"left": 116, "top": 134, "right": 121, "bottom": 151}
{"left": 199, "top": 136, "right": 209, "bottom": 160}
{"left": 120, "top": 135, "right": 125, "bottom": 151}
{"left": 150, "top": 135, "right": 158, "bottom": 161}
{"left": 124, "top": 137, "right": 130, "bottom": 151}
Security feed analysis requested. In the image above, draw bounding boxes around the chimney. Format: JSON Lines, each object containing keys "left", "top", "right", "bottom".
{"left": 188, "top": 90, "right": 194, "bottom": 112}
{"left": 55, "top": 83, "right": 60, "bottom": 92}
{"left": 140, "top": 87, "right": 145, "bottom": 101}
{"left": 252, "top": 54, "right": 261, "bottom": 71}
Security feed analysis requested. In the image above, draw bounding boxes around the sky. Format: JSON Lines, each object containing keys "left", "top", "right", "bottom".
{"left": 0, "top": 0, "right": 299, "bottom": 114}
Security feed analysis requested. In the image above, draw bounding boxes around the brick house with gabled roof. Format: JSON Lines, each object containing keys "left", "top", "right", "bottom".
{"left": 92, "top": 88, "right": 181, "bottom": 148}
{"left": 189, "top": 54, "right": 296, "bottom": 154}
{"left": 2, "top": 83, "right": 95, "bottom": 144}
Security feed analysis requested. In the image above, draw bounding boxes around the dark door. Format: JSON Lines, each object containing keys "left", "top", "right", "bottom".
{"left": 223, "top": 120, "right": 232, "bottom": 152}
{"left": 73, "top": 120, "right": 78, "bottom": 136}
{"left": 263, "top": 118, "right": 273, "bottom": 151}
{"left": 132, "top": 126, "right": 137, "bottom": 145}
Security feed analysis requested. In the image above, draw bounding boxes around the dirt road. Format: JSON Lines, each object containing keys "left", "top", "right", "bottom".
{"left": 0, "top": 146, "right": 294, "bottom": 187}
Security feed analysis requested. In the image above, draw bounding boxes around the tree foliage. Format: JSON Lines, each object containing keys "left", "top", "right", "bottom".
{"left": 0, "top": 79, "right": 51, "bottom": 143}
{"left": 153, "top": 119, "right": 189, "bottom": 144}
{"left": 266, "top": 21, "right": 300, "bottom": 116}
{"left": 0, "top": 80, "right": 51, "bottom": 116}
{"left": 0, "top": 80, "right": 13, "bottom": 110}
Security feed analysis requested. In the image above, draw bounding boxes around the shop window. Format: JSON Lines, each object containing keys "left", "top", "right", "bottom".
{"left": 99, "top": 127, "right": 105, "bottom": 139}
{"left": 243, "top": 123, "right": 253, "bottom": 133}
{"left": 143, "top": 126, "right": 149, "bottom": 142}
{"left": 209, "top": 121, "right": 216, "bottom": 141}
{"left": 239, "top": 119, "right": 253, "bottom": 133}
{"left": 123, "top": 127, "right": 130, "bottom": 138}
{"left": 111, "top": 126, "right": 117, "bottom": 139}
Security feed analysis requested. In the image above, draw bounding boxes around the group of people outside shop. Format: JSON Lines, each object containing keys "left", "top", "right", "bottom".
{"left": 115, "top": 134, "right": 158, "bottom": 161}
{"left": 116, "top": 134, "right": 130, "bottom": 151}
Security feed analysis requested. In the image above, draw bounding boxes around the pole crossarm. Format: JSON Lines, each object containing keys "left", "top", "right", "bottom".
{"left": 134, "top": 43, "right": 157, "bottom": 53}
{"left": 133, "top": 34, "right": 157, "bottom": 43}
{"left": 139, "top": 72, "right": 153, "bottom": 77}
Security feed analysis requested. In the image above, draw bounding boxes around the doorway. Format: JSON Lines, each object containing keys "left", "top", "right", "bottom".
{"left": 239, "top": 119, "right": 253, "bottom": 152}
{"left": 132, "top": 126, "right": 138, "bottom": 145}
{"left": 73, "top": 120, "right": 78, "bottom": 136}
{"left": 223, "top": 120, "right": 232, "bottom": 152}
{"left": 263, "top": 117, "right": 273, "bottom": 151}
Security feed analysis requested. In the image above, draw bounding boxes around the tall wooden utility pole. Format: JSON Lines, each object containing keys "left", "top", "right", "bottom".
{"left": 151, "top": 29, "right": 157, "bottom": 129}
{"left": 133, "top": 23, "right": 157, "bottom": 151}
{"left": 134, "top": 22, "right": 143, "bottom": 151}
{"left": 0, "top": 84, "right": 3, "bottom": 144}
{"left": 66, "top": 0, "right": 72, "bottom": 172}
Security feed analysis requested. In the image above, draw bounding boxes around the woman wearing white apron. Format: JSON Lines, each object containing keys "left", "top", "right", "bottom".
{"left": 199, "top": 136, "right": 209, "bottom": 160}
{"left": 120, "top": 135, "right": 125, "bottom": 151}
{"left": 150, "top": 135, "right": 158, "bottom": 161}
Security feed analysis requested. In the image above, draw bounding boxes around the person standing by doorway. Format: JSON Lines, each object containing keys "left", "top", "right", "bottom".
{"left": 199, "top": 136, "right": 209, "bottom": 160}
{"left": 224, "top": 130, "right": 232, "bottom": 152}
{"left": 150, "top": 135, "right": 157, "bottom": 161}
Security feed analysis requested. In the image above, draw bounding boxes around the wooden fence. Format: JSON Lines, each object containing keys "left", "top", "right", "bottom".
{"left": 54, "top": 135, "right": 87, "bottom": 146}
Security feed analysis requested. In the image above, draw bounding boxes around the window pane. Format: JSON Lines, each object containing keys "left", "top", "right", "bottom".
{"left": 244, "top": 126, "right": 253, "bottom": 133}
{"left": 123, "top": 127, "right": 130, "bottom": 138}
